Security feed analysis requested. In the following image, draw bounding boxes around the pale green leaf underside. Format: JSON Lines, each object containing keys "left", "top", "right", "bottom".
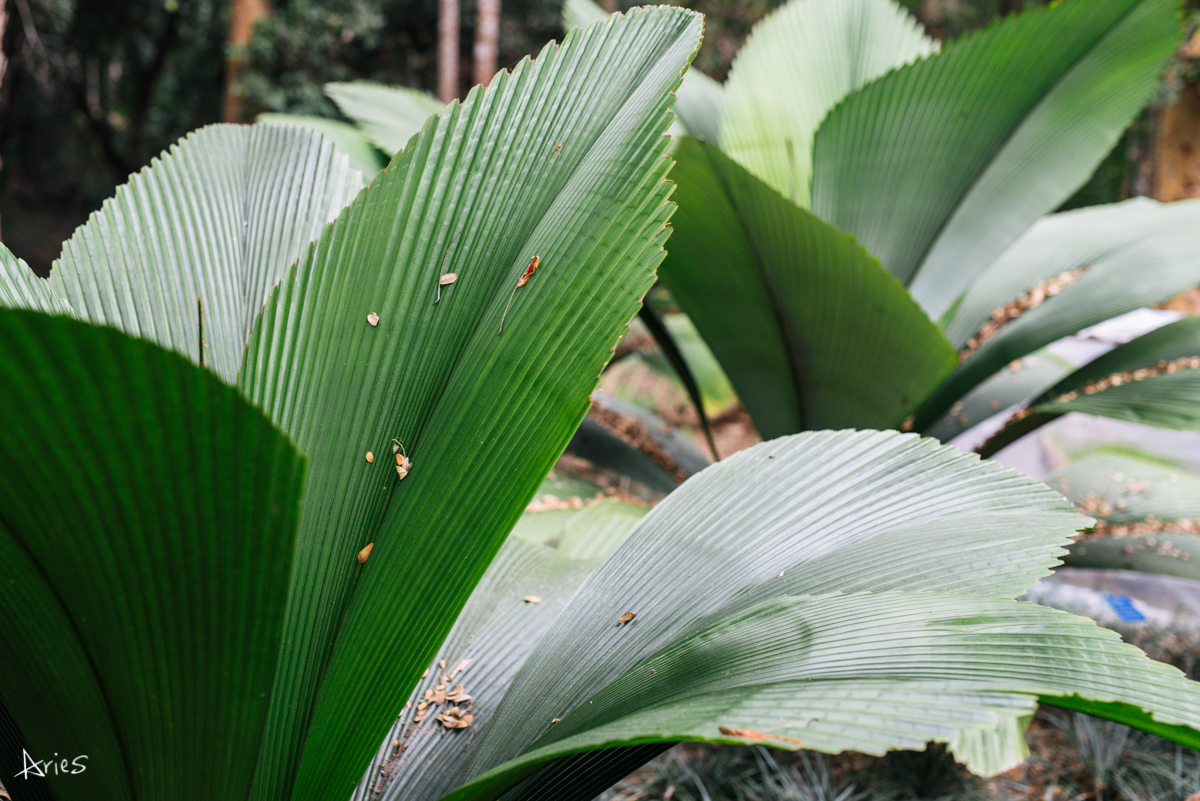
{"left": 948, "top": 714, "right": 1031, "bottom": 778}
{"left": 44, "top": 124, "right": 363, "bottom": 383}
{"left": 234, "top": 11, "right": 703, "bottom": 801}
{"left": 463, "top": 430, "right": 1082, "bottom": 779}
{"left": 562, "top": 0, "right": 606, "bottom": 31}
{"left": 942, "top": 199, "right": 1200, "bottom": 351}
{"left": 326, "top": 81, "right": 445, "bottom": 155}
{"left": 1038, "top": 369, "right": 1200, "bottom": 431}
{"left": 560, "top": 0, "right": 724, "bottom": 143}
{"left": 813, "top": 0, "right": 1178, "bottom": 311}
{"left": 720, "top": 0, "right": 934, "bottom": 207}
{"left": 1032, "top": 316, "right": 1200, "bottom": 407}
{"left": 661, "top": 137, "right": 957, "bottom": 437}
{"left": 257, "top": 114, "right": 388, "bottom": 175}
{"left": 512, "top": 500, "right": 649, "bottom": 560}
{"left": 448, "top": 593, "right": 1200, "bottom": 801}
{"left": 0, "top": 309, "right": 306, "bottom": 801}
{"left": 351, "top": 538, "right": 598, "bottom": 801}
{"left": 0, "top": 245, "right": 72, "bottom": 314}
{"left": 1065, "top": 534, "right": 1200, "bottom": 581}
{"left": 923, "top": 351, "right": 1073, "bottom": 442}
{"left": 1049, "top": 448, "right": 1200, "bottom": 525}
{"left": 914, "top": 204, "right": 1200, "bottom": 432}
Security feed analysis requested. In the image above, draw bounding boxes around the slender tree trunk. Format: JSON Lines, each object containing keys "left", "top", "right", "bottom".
{"left": 439, "top": 0, "right": 459, "bottom": 103}
{"left": 1153, "top": 84, "right": 1200, "bottom": 202}
{"left": 1154, "top": 29, "right": 1200, "bottom": 314}
{"left": 223, "top": 0, "right": 271, "bottom": 123}
{"left": 472, "top": 0, "right": 499, "bottom": 89}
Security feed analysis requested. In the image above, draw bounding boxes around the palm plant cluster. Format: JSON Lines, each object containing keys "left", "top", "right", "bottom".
{"left": 2, "top": 2, "right": 1200, "bottom": 801}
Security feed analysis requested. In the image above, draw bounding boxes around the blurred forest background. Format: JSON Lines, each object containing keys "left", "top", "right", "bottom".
{"left": 0, "top": 0, "right": 1197, "bottom": 277}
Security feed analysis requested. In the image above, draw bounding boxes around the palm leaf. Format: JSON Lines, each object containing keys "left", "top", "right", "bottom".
{"left": 41, "top": 124, "right": 364, "bottom": 383}
{"left": 979, "top": 318, "right": 1200, "bottom": 455}
{"left": 324, "top": 82, "right": 444, "bottom": 155}
{"left": 720, "top": 0, "right": 935, "bottom": 206}
{"left": 0, "top": 306, "right": 307, "bottom": 801}
{"left": 812, "top": 0, "right": 1179, "bottom": 317}
{"left": 230, "top": 11, "right": 704, "bottom": 800}
{"left": 660, "top": 137, "right": 957, "bottom": 438}
{"left": 460, "top": 430, "right": 1085, "bottom": 780}
{"left": 914, "top": 205, "right": 1200, "bottom": 434}
{"left": 257, "top": 113, "right": 389, "bottom": 174}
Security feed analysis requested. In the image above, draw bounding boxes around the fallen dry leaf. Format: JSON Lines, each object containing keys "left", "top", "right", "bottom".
{"left": 446, "top": 684, "right": 472, "bottom": 703}
{"left": 718, "top": 726, "right": 802, "bottom": 746}
{"left": 450, "top": 658, "right": 472, "bottom": 679}
{"left": 437, "top": 706, "right": 475, "bottom": 729}
{"left": 439, "top": 273, "right": 458, "bottom": 285}
{"left": 618, "top": 612, "right": 637, "bottom": 625}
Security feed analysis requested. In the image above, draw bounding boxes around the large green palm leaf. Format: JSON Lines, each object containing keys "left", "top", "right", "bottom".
{"left": 719, "top": 0, "right": 935, "bottom": 206}
{"left": 813, "top": 0, "right": 1177, "bottom": 314}
{"left": 414, "top": 430, "right": 1200, "bottom": 800}
{"left": 660, "top": 137, "right": 956, "bottom": 437}
{"left": 231, "top": 11, "right": 703, "bottom": 800}
{"left": 44, "top": 124, "right": 365, "bottom": 383}
{"left": 0, "top": 304, "right": 307, "bottom": 801}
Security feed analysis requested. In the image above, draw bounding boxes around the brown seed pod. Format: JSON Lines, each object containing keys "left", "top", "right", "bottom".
{"left": 357, "top": 543, "right": 374, "bottom": 563}
{"left": 365, "top": 451, "right": 374, "bottom": 463}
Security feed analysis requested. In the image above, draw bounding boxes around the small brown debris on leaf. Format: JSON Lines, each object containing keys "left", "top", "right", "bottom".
{"left": 357, "top": 543, "right": 374, "bottom": 563}
{"left": 437, "top": 706, "right": 474, "bottom": 729}
{"left": 523, "top": 595, "right": 542, "bottom": 604}
{"left": 417, "top": 701, "right": 428, "bottom": 711}
{"left": 552, "top": 718, "right": 561, "bottom": 724}
{"left": 450, "top": 658, "right": 472, "bottom": 679}
{"left": 439, "top": 273, "right": 458, "bottom": 285}
{"left": 959, "top": 266, "right": 1088, "bottom": 361}
{"left": 618, "top": 612, "right": 637, "bottom": 625}
{"left": 422, "top": 668, "right": 429, "bottom": 678}
{"left": 367, "top": 312, "right": 380, "bottom": 326}
{"left": 427, "top": 685, "right": 447, "bottom": 705}
{"left": 405, "top": 701, "right": 412, "bottom": 709}
{"left": 365, "top": 451, "right": 374, "bottom": 463}
{"left": 391, "top": 738, "right": 400, "bottom": 748}
{"left": 415, "top": 709, "right": 427, "bottom": 723}
{"left": 718, "top": 726, "right": 802, "bottom": 746}
{"left": 395, "top": 452, "right": 412, "bottom": 480}
{"left": 446, "top": 684, "right": 472, "bottom": 703}
{"left": 439, "top": 659, "right": 447, "bottom": 670}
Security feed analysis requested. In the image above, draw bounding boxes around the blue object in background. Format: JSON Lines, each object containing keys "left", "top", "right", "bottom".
{"left": 1104, "top": 594, "right": 1146, "bottom": 622}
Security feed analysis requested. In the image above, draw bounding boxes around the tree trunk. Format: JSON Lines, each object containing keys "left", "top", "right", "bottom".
{"left": 1154, "top": 29, "right": 1200, "bottom": 315}
{"left": 439, "top": 0, "right": 459, "bottom": 103}
{"left": 223, "top": 0, "right": 271, "bottom": 123}
{"left": 473, "top": 0, "right": 499, "bottom": 89}
{"left": 1152, "top": 84, "right": 1200, "bottom": 203}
